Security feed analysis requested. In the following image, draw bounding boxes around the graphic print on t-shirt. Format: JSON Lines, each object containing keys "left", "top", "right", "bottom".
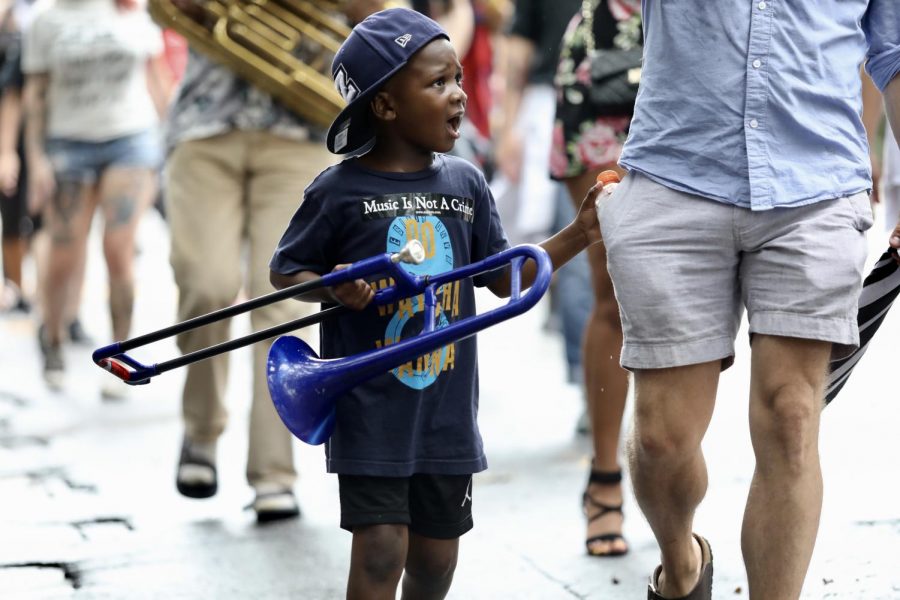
{"left": 56, "top": 29, "right": 137, "bottom": 110}
{"left": 360, "top": 192, "right": 475, "bottom": 390}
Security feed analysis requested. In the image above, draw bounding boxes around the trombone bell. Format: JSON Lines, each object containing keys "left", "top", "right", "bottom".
{"left": 267, "top": 335, "right": 336, "bottom": 446}
{"left": 266, "top": 244, "right": 553, "bottom": 445}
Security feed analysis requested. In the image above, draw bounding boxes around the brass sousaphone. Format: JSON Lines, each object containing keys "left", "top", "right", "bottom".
{"left": 149, "top": 0, "right": 350, "bottom": 128}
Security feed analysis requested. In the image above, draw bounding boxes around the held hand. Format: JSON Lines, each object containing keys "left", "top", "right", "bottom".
{"left": 574, "top": 181, "right": 605, "bottom": 247}
{"left": 331, "top": 264, "right": 375, "bottom": 310}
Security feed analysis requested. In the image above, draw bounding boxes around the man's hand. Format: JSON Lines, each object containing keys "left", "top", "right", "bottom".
{"left": 890, "top": 219, "right": 900, "bottom": 264}
{"left": 870, "top": 154, "right": 882, "bottom": 206}
{"left": 331, "top": 264, "right": 374, "bottom": 310}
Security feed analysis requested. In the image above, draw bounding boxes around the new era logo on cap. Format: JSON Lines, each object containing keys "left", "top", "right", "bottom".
{"left": 395, "top": 33, "right": 412, "bottom": 47}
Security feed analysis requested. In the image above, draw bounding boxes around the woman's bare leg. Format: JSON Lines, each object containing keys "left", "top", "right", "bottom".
{"left": 565, "top": 167, "right": 630, "bottom": 555}
{"left": 97, "top": 166, "right": 155, "bottom": 341}
{"left": 40, "top": 178, "right": 96, "bottom": 385}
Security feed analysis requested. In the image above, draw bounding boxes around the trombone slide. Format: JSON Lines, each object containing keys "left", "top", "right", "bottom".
{"left": 92, "top": 240, "right": 427, "bottom": 384}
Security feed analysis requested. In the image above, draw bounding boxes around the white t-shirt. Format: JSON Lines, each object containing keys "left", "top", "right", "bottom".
{"left": 22, "top": 0, "right": 163, "bottom": 141}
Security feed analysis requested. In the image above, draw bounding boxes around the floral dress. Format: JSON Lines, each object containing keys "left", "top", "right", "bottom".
{"left": 550, "top": 0, "right": 641, "bottom": 180}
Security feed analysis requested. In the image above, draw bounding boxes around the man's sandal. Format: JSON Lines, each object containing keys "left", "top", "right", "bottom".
{"left": 648, "top": 533, "right": 713, "bottom": 600}
{"left": 582, "top": 469, "right": 628, "bottom": 557}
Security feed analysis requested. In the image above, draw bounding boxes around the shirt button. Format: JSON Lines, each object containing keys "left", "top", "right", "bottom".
{"left": 749, "top": 119, "right": 759, "bottom": 129}
{"left": 758, "top": 1, "right": 767, "bottom": 9}
{"left": 752, "top": 59, "right": 762, "bottom": 69}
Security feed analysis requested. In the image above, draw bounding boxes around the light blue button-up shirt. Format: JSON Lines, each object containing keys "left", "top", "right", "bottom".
{"left": 620, "top": 1, "right": 900, "bottom": 210}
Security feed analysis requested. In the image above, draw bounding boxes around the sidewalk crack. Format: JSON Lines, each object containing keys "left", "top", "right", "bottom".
{"left": 519, "top": 554, "right": 587, "bottom": 599}
{"left": 0, "top": 561, "right": 82, "bottom": 589}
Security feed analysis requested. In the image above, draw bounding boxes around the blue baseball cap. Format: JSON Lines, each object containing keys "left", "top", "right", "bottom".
{"left": 326, "top": 8, "right": 449, "bottom": 155}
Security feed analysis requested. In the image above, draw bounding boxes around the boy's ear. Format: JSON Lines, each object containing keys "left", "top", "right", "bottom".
{"left": 370, "top": 91, "right": 397, "bottom": 122}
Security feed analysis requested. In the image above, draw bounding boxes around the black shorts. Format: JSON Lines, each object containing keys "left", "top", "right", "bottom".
{"left": 0, "top": 185, "right": 33, "bottom": 238}
{"left": 0, "top": 144, "right": 34, "bottom": 238}
{"left": 338, "top": 473, "right": 474, "bottom": 540}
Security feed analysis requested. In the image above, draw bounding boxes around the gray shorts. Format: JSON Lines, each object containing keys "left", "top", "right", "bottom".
{"left": 599, "top": 171, "right": 874, "bottom": 370}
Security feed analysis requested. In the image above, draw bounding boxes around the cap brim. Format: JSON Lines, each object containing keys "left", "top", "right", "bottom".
{"left": 326, "top": 64, "right": 403, "bottom": 155}
{"left": 326, "top": 87, "right": 377, "bottom": 155}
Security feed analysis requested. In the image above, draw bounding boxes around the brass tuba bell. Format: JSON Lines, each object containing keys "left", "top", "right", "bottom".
{"left": 149, "top": 0, "right": 350, "bottom": 128}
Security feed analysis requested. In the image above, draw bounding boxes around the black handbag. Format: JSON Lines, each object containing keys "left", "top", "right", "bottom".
{"left": 583, "top": 0, "right": 642, "bottom": 115}
{"left": 588, "top": 47, "right": 643, "bottom": 115}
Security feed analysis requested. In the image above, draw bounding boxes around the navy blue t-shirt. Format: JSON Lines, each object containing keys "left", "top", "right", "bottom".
{"left": 270, "top": 154, "right": 510, "bottom": 476}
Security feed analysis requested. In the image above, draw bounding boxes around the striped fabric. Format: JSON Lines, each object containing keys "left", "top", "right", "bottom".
{"left": 826, "top": 248, "right": 900, "bottom": 404}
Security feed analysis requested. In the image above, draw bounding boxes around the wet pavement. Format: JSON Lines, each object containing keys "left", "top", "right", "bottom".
{"left": 1, "top": 209, "right": 899, "bottom": 599}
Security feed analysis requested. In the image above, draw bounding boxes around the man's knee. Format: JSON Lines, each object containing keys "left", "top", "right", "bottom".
{"left": 752, "top": 382, "right": 821, "bottom": 472}
{"left": 750, "top": 336, "right": 828, "bottom": 471}
{"left": 630, "top": 366, "right": 718, "bottom": 462}
{"left": 631, "top": 397, "right": 703, "bottom": 462}
{"left": 169, "top": 240, "right": 241, "bottom": 310}
{"left": 631, "top": 414, "right": 701, "bottom": 462}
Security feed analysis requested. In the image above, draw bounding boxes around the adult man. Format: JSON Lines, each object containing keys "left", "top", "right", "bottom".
{"left": 598, "top": 2, "right": 900, "bottom": 599}
{"left": 165, "top": 0, "right": 381, "bottom": 521}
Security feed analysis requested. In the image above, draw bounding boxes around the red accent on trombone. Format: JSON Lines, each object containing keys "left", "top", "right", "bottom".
{"left": 99, "top": 358, "right": 131, "bottom": 381}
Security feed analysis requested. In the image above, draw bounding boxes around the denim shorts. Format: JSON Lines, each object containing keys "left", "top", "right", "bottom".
{"left": 45, "top": 129, "right": 162, "bottom": 184}
{"left": 599, "top": 171, "right": 873, "bottom": 370}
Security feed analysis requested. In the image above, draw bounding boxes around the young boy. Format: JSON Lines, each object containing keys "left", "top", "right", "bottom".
{"left": 269, "top": 8, "right": 606, "bottom": 599}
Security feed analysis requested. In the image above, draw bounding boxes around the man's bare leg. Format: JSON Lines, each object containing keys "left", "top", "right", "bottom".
{"left": 742, "top": 335, "right": 830, "bottom": 600}
{"left": 628, "top": 361, "right": 719, "bottom": 597}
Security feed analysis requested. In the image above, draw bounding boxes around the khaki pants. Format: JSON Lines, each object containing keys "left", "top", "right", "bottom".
{"left": 167, "top": 130, "right": 334, "bottom": 489}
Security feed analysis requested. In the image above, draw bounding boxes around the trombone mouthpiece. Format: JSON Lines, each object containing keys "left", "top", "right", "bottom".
{"left": 392, "top": 240, "right": 426, "bottom": 265}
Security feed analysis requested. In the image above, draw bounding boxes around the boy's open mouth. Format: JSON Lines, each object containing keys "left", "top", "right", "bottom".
{"left": 447, "top": 114, "right": 464, "bottom": 137}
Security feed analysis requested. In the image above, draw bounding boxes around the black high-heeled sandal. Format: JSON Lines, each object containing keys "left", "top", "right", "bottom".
{"left": 583, "top": 469, "right": 628, "bottom": 557}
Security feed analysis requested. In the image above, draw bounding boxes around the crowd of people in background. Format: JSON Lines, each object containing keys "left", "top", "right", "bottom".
{"left": 0, "top": 0, "right": 896, "bottom": 595}
{"left": 0, "top": 0, "right": 639, "bottom": 531}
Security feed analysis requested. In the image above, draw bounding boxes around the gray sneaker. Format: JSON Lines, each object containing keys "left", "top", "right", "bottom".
{"left": 37, "top": 323, "right": 50, "bottom": 357}
{"left": 101, "top": 380, "right": 130, "bottom": 402}
{"left": 575, "top": 408, "right": 591, "bottom": 436}
{"left": 68, "top": 318, "right": 95, "bottom": 346}
{"left": 43, "top": 343, "right": 65, "bottom": 390}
